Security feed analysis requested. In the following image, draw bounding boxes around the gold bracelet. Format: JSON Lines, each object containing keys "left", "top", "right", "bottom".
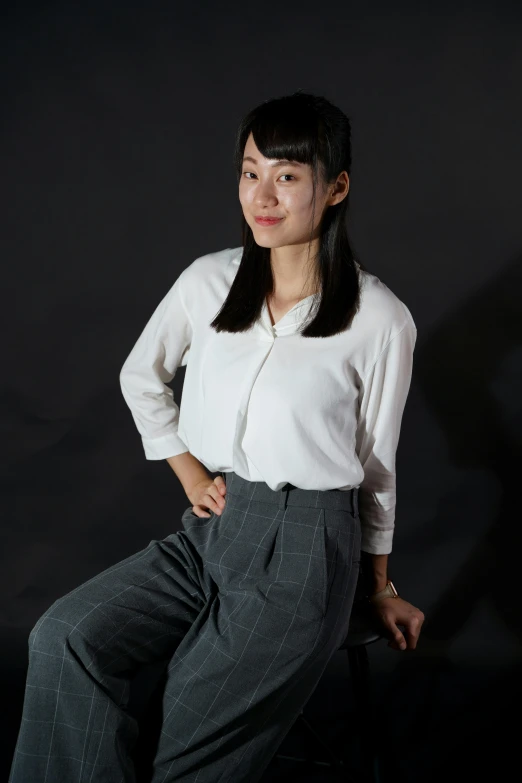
{"left": 368, "top": 580, "right": 399, "bottom": 604}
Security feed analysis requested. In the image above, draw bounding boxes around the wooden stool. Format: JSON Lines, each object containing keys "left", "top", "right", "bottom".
{"left": 274, "top": 592, "right": 385, "bottom": 782}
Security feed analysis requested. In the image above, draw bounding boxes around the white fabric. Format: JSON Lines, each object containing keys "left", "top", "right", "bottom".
{"left": 119, "top": 246, "right": 417, "bottom": 554}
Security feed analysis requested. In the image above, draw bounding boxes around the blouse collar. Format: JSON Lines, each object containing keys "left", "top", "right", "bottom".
{"left": 259, "top": 294, "right": 318, "bottom": 338}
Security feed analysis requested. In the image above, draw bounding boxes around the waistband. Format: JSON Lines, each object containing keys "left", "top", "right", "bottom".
{"left": 221, "top": 471, "right": 359, "bottom": 515}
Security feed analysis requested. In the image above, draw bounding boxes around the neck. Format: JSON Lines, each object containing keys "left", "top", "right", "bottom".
{"left": 269, "top": 240, "right": 320, "bottom": 300}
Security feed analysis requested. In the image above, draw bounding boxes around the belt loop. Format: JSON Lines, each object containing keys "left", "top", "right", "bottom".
{"left": 278, "top": 483, "right": 290, "bottom": 510}
{"left": 353, "top": 486, "right": 359, "bottom": 518}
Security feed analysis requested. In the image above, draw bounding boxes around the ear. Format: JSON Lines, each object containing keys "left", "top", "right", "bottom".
{"left": 329, "top": 172, "right": 349, "bottom": 206}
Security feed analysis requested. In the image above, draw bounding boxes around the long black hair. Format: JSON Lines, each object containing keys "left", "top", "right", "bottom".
{"left": 210, "top": 90, "right": 366, "bottom": 338}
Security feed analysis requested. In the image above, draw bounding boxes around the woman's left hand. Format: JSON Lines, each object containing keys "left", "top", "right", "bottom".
{"left": 370, "top": 596, "right": 425, "bottom": 651}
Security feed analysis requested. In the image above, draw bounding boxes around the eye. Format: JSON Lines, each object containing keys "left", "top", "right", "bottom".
{"left": 242, "top": 172, "right": 295, "bottom": 182}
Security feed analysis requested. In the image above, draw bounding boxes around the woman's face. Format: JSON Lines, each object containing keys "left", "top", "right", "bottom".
{"left": 239, "top": 132, "right": 337, "bottom": 250}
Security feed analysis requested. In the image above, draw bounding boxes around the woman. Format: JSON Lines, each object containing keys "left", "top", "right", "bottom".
{"left": 9, "top": 91, "right": 424, "bottom": 783}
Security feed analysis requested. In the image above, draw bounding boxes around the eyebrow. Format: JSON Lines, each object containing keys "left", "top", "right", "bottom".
{"left": 242, "top": 155, "right": 303, "bottom": 168}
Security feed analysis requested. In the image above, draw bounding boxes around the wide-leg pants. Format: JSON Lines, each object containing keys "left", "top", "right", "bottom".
{"left": 9, "top": 471, "right": 362, "bottom": 783}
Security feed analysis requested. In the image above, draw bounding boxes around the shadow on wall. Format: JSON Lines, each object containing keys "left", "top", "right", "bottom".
{"left": 373, "top": 250, "right": 522, "bottom": 782}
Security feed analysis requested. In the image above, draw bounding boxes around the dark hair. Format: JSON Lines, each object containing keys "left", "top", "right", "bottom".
{"left": 210, "top": 90, "right": 366, "bottom": 338}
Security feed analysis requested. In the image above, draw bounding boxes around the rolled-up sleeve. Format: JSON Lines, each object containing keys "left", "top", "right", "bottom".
{"left": 354, "top": 319, "right": 417, "bottom": 554}
{"left": 119, "top": 268, "right": 192, "bottom": 460}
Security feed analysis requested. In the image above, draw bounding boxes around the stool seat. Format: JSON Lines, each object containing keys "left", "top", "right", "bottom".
{"left": 341, "top": 626, "right": 382, "bottom": 648}
{"left": 339, "top": 590, "right": 384, "bottom": 649}
{"left": 340, "top": 599, "right": 383, "bottom": 649}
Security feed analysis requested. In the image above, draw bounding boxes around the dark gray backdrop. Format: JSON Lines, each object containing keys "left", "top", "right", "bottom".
{"left": 2, "top": 1, "right": 521, "bottom": 781}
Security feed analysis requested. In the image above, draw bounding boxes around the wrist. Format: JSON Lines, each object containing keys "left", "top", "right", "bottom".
{"left": 368, "top": 580, "right": 399, "bottom": 604}
{"left": 361, "top": 551, "right": 388, "bottom": 594}
{"left": 166, "top": 452, "right": 210, "bottom": 495}
{"left": 369, "top": 576, "right": 388, "bottom": 594}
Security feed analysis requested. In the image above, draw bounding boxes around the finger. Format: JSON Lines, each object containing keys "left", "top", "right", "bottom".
{"left": 376, "top": 612, "right": 405, "bottom": 651}
{"left": 386, "top": 619, "right": 407, "bottom": 651}
{"left": 205, "top": 486, "right": 226, "bottom": 515}
{"left": 404, "top": 616, "right": 423, "bottom": 649}
{"left": 214, "top": 475, "right": 227, "bottom": 496}
{"left": 386, "top": 630, "right": 405, "bottom": 651}
{"left": 192, "top": 505, "right": 212, "bottom": 518}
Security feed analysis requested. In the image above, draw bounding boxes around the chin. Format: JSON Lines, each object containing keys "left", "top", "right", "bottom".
{"left": 250, "top": 225, "right": 290, "bottom": 247}
{"left": 253, "top": 236, "right": 281, "bottom": 248}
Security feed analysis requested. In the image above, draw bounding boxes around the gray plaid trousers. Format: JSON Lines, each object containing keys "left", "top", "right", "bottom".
{"left": 9, "top": 471, "right": 361, "bottom": 783}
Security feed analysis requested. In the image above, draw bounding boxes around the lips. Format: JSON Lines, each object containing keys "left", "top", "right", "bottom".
{"left": 255, "top": 217, "right": 284, "bottom": 226}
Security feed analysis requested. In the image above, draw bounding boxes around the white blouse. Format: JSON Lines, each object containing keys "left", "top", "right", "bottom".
{"left": 119, "top": 246, "right": 417, "bottom": 555}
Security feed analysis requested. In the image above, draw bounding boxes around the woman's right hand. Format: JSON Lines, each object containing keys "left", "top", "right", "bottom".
{"left": 186, "top": 475, "right": 227, "bottom": 518}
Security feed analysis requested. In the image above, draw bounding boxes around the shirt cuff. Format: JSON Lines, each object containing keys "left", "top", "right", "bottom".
{"left": 141, "top": 433, "right": 190, "bottom": 460}
{"left": 360, "top": 525, "right": 394, "bottom": 555}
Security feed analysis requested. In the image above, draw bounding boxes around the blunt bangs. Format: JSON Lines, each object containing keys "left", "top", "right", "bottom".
{"left": 234, "top": 93, "right": 329, "bottom": 186}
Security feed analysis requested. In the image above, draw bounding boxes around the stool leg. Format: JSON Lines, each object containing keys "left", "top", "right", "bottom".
{"left": 347, "top": 646, "right": 380, "bottom": 783}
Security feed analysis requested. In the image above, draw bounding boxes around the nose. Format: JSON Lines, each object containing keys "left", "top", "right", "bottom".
{"left": 253, "top": 179, "right": 278, "bottom": 209}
